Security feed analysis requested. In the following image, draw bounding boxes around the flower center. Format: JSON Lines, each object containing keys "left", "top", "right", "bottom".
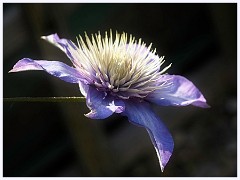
{"left": 69, "top": 30, "right": 172, "bottom": 99}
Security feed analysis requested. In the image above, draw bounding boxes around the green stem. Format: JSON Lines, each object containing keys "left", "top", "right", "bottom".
{"left": 3, "top": 97, "right": 86, "bottom": 103}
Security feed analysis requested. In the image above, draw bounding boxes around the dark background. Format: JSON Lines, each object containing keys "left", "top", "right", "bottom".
{"left": 3, "top": 3, "right": 237, "bottom": 177}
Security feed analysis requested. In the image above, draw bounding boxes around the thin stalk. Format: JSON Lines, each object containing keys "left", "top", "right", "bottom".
{"left": 3, "top": 97, "right": 86, "bottom": 103}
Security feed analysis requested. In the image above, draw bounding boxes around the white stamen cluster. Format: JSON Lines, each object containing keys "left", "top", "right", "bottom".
{"left": 69, "top": 30, "right": 171, "bottom": 99}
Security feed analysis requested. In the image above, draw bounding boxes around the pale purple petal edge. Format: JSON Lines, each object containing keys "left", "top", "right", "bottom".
{"left": 9, "top": 58, "right": 85, "bottom": 83}
{"left": 146, "top": 75, "right": 210, "bottom": 108}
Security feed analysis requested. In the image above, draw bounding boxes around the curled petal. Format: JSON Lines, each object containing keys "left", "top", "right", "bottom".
{"left": 147, "top": 75, "right": 209, "bottom": 108}
{"left": 9, "top": 58, "right": 86, "bottom": 83}
{"left": 122, "top": 100, "right": 174, "bottom": 172}
{"left": 41, "top": 33, "right": 78, "bottom": 64}
{"left": 85, "top": 86, "right": 125, "bottom": 119}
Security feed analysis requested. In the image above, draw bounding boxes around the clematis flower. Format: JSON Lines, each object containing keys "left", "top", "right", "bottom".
{"left": 9, "top": 30, "right": 209, "bottom": 172}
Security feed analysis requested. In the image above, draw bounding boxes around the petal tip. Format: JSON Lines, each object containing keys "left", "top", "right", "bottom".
{"left": 84, "top": 110, "right": 106, "bottom": 120}
{"left": 41, "top": 33, "right": 58, "bottom": 41}
{"left": 84, "top": 111, "right": 95, "bottom": 119}
{"left": 160, "top": 165, "right": 165, "bottom": 172}
{"left": 8, "top": 69, "right": 14, "bottom": 73}
{"left": 155, "top": 146, "right": 173, "bottom": 173}
{"left": 192, "top": 100, "right": 210, "bottom": 108}
{"left": 41, "top": 36, "right": 46, "bottom": 40}
{"left": 202, "top": 103, "right": 211, "bottom": 108}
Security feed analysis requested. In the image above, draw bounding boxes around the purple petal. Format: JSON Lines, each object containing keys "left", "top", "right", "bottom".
{"left": 41, "top": 33, "right": 78, "bottom": 65}
{"left": 146, "top": 75, "right": 209, "bottom": 108}
{"left": 85, "top": 87, "right": 125, "bottom": 119}
{"left": 9, "top": 58, "right": 86, "bottom": 83}
{"left": 79, "top": 81, "right": 89, "bottom": 97}
{"left": 122, "top": 100, "right": 174, "bottom": 172}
